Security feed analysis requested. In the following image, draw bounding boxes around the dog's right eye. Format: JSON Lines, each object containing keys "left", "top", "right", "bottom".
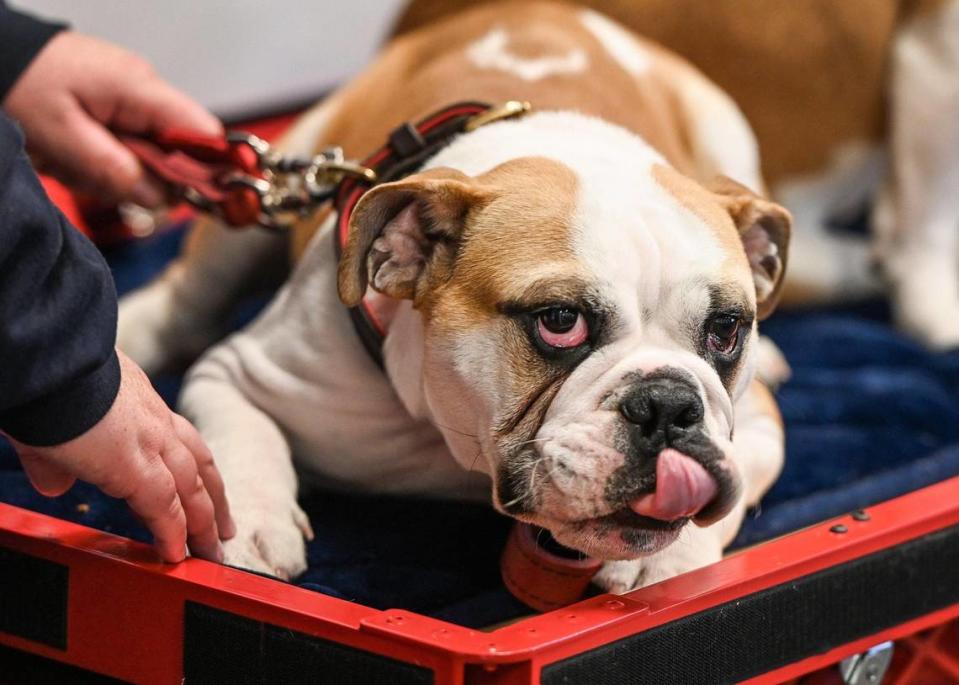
{"left": 535, "top": 307, "right": 588, "bottom": 349}
{"left": 706, "top": 314, "right": 740, "bottom": 355}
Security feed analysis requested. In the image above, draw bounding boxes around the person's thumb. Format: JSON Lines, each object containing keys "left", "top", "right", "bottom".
{"left": 18, "top": 452, "right": 77, "bottom": 497}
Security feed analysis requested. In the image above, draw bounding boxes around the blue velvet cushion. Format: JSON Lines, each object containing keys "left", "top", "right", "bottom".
{"left": 3, "top": 226, "right": 958, "bottom": 627}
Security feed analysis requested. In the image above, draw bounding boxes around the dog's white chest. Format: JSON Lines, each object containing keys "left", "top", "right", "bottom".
{"left": 189, "top": 221, "right": 487, "bottom": 500}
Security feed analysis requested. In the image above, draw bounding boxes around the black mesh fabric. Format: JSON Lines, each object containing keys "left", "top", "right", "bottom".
{"left": 0, "top": 644, "right": 126, "bottom": 684}
{"left": 0, "top": 547, "right": 68, "bottom": 648}
{"left": 183, "top": 602, "right": 434, "bottom": 684}
{"left": 542, "top": 524, "right": 959, "bottom": 685}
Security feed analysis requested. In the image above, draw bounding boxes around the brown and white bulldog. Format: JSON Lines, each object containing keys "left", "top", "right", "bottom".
{"left": 399, "top": 0, "right": 959, "bottom": 348}
{"left": 118, "top": 1, "right": 787, "bottom": 593}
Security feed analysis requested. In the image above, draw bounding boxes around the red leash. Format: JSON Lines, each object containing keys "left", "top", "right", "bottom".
{"left": 122, "top": 128, "right": 373, "bottom": 230}
{"left": 122, "top": 101, "right": 533, "bottom": 232}
{"left": 121, "top": 129, "right": 265, "bottom": 227}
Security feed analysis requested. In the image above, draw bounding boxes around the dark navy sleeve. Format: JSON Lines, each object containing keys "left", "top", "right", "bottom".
{"left": 0, "top": 114, "right": 120, "bottom": 446}
{"left": 0, "top": 1, "right": 67, "bottom": 102}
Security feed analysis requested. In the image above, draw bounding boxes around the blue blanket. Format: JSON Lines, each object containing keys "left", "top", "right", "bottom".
{"left": 3, "top": 227, "right": 959, "bottom": 627}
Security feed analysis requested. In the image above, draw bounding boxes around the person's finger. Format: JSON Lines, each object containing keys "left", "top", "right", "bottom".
{"left": 172, "top": 414, "right": 235, "bottom": 540}
{"left": 122, "top": 463, "right": 187, "bottom": 563}
{"left": 38, "top": 104, "right": 164, "bottom": 207}
{"left": 161, "top": 443, "right": 222, "bottom": 562}
{"left": 117, "top": 74, "right": 223, "bottom": 136}
{"left": 18, "top": 452, "right": 77, "bottom": 497}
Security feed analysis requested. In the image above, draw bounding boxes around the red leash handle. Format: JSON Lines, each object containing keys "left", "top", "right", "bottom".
{"left": 123, "top": 102, "right": 531, "bottom": 232}
{"left": 121, "top": 128, "right": 266, "bottom": 227}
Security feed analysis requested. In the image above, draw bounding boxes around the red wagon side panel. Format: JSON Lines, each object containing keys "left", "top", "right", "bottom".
{"left": 2, "top": 477, "right": 958, "bottom": 683}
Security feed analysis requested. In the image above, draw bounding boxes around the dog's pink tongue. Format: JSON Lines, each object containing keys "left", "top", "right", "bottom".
{"left": 630, "top": 448, "right": 717, "bottom": 521}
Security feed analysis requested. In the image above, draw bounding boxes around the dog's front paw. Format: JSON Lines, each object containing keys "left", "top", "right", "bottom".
{"left": 593, "top": 560, "right": 646, "bottom": 594}
{"left": 222, "top": 503, "right": 314, "bottom": 581}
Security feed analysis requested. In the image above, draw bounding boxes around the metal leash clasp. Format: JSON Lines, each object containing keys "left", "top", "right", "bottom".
{"left": 223, "top": 132, "right": 376, "bottom": 230}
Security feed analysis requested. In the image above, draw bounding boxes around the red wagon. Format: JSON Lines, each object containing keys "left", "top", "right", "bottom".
{"left": 2, "top": 475, "right": 958, "bottom": 684}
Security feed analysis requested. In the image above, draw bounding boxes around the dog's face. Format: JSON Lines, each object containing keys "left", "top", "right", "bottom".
{"left": 339, "top": 119, "right": 790, "bottom": 560}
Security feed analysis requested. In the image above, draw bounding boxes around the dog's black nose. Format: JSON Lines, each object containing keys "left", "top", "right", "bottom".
{"left": 620, "top": 378, "right": 704, "bottom": 442}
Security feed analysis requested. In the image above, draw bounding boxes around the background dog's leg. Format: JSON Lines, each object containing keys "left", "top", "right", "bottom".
{"left": 594, "top": 379, "right": 784, "bottom": 594}
{"left": 767, "top": 135, "right": 886, "bottom": 307}
{"left": 118, "top": 96, "right": 344, "bottom": 373}
{"left": 875, "top": 0, "right": 959, "bottom": 348}
{"left": 179, "top": 362, "right": 311, "bottom": 580}
{"left": 774, "top": 152, "right": 885, "bottom": 307}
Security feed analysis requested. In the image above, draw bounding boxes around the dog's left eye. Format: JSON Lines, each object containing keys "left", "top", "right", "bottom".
{"left": 706, "top": 314, "right": 741, "bottom": 355}
{"left": 536, "top": 307, "right": 588, "bottom": 348}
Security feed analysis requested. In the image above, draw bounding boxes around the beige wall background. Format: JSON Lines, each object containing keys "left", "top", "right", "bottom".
{"left": 12, "top": 1, "right": 407, "bottom": 120}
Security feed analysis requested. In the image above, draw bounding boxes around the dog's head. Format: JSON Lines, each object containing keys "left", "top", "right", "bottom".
{"left": 338, "top": 115, "right": 790, "bottom": 559}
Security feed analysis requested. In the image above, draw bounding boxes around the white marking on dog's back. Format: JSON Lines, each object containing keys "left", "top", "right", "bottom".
{"left": 579, "top": 9, "right": 651, "bottom": 76}
{"left": 466, "top": 28, "right": 587, "bottom": 81}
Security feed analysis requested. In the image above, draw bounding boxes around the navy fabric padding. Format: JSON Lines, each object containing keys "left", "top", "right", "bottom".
{"left": 2, "top": 224, "right": 958, "bottom": 627}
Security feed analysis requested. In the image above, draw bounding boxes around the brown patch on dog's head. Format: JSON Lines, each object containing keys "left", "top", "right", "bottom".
{"left": 652, "top": 164, "right": 746, "bottom": 258}
{"left": 339, "top": 156, "right": 580, "bottom": 315}
{"left": 652, "top": 164, "right": 791, "bottom": 320}
{"left": 429, "top": 157, "right": 580, "bottom": 320}
{"left": 428, "top": 158, "right": 585, "bottom": 453}
{"left": 340, "top": 156, "right": 583, "bottom": 489}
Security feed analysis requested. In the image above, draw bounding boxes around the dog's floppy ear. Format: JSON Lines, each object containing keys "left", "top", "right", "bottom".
{"left": 337, "top": 167, "right": 489, "bottom": 306}
{"left": 708, "top": 176, "right": 792, "bottom": 320}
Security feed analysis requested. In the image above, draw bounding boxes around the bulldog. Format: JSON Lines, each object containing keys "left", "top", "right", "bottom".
{"left": 399, "top": 0, "right": 959, "bottom": 349}
{"left": 118, "top": 1, "right": 788, "bottom": 593}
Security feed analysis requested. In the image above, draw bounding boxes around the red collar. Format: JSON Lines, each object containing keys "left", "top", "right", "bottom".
{"left": 501, "top": 523, "right": 604, "bottom": 612}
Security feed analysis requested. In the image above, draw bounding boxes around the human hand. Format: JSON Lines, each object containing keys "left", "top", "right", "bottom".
{"left": 2, "top": 31, "right": 222, "bottom": 207}
{"left": 8, "top": 350, "right": 235, "bottom": 563}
